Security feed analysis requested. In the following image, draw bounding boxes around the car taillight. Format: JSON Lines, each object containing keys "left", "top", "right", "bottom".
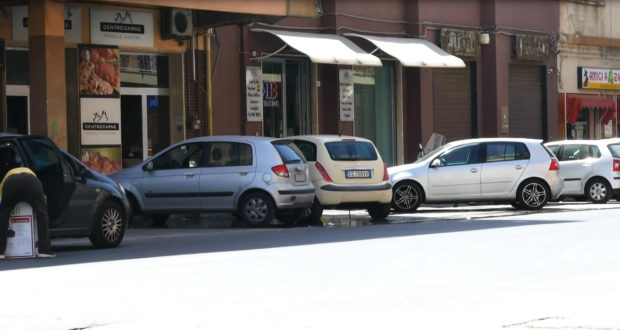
{"left": 614, "top": 159, "right": 620, "bottom": 172}
{"left": 382, "top": 163, "right": 389, "bottom": 181}
{"left": 315, "top": 162, "right": 332, "bottom": 182}
{"left": 271, "top": 164, "right": 289, "bottom": 177}
{"left": 549, "top": 158, "right": 560, "bottom": 171}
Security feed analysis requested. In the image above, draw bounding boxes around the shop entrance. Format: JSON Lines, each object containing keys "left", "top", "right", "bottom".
{"left": 120, "top": 89, "right": 170, "bottom": 168}
{"left": 262, "top": 59, "right": 310, "bottom": 137}
{"left": 6, "top": 95, "right": 28, "bottom": 134}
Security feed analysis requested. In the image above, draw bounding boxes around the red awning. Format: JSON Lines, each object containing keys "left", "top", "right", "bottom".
{"left": 566, "top": 94, "right": 615, "bottom": 124}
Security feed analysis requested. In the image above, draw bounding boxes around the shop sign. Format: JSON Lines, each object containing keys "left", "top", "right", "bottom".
{"left": 80, "top": 98, "right": 121, "bottom": 145}
{"left": 440, "top": 29, "right": 480, "bottom": 57}
{"left": 11, "top": 5, "right": 82, "bottom": 43}
{"left": 578, "top": 67, "right": 620, "bottom": 90}
{"left": 339, "top": 69, "right": 354, "bottom": 122}
{"left": 90, "top": 9, "right": 153, "bottom": 47}
{"left": 514, "top": 34, "right": 551, "bottom": 60}
{"left": 246, "top": 66, "right": 263, "bottom": 122}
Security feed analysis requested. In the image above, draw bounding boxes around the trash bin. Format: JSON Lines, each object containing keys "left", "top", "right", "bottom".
{"left": 5, "top": 202, "right": 38, "bottom": 258}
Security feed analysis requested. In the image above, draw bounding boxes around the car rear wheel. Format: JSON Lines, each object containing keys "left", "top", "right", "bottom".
{"left": 239, "top": 191, "right": 275, "bottom": 227}
{"left": 509, "top": 201, "right": 521, "bottom": 209}
{"left": 516, "top": 179, "right": 549, "bottom": 210}
{"left": 89, "top": 200, "right": 126, "bottom": 248}
{"left": 303, "top": 197, "right": 324, "bottom": 226}
{"left": 277, "top": 208, "right": 307, "bottom": 226}
{"left": 585, "top": 179, "right": 611, "bottom": 204}
{"left": 368, "top": 203, "right": 391, "bottom": 221}
{"left": 392, "top": 181, "right": 423, "bottom": 212}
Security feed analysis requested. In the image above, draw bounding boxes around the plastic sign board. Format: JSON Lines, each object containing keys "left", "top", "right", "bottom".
{"left": 578, "top": 67, "right": 620, "bottom": 90}
{"left": 5, "top": 202, "right": 38, "bottom": 258}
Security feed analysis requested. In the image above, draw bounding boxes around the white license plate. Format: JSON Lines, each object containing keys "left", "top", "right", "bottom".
{"left": 345, "top": 170, "right": 371, "bottom": 178}
{"left": 294, "top": 173, "right": 307, "bottom": 182}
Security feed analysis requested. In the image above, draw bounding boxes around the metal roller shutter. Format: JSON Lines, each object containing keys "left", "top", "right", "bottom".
{"left": 433, "top": 65, "right": 472, "bottom": 142}
{"left": 509, "top": 65, "right": 544, "bottom": 139}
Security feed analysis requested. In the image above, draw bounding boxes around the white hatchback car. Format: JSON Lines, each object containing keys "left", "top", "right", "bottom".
{"left": 281, "top": 135, "right": 393, "bottom": 224}
{"left": 545, "top": 139, "right": 620, "bottom": 203}
{"left": 389, "top": 138, "right": 563, "bottom": 211}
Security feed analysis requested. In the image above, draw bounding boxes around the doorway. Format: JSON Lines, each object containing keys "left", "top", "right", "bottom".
{"left": 6, "top": 96, "right": 28, "bottom": 134}
{"left": 121, "top": 89, "right": 170, "bottom": 167}
{"left": 262, "top": 59, "right": 310, "bottom": 137}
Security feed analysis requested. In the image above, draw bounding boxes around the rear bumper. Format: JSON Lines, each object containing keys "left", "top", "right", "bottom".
{"left": 270, "top": 185, "right": 315, "bottom": 209}
{"left": 317, "top": 182, "right": 392, "bottom": 205}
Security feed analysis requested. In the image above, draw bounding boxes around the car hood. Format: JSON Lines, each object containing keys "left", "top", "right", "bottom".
{"left": 388, "top": 161, "right": 428, "bottom": 181}
{"left": 108, "top": 163, "right": 144, "bottom": 180}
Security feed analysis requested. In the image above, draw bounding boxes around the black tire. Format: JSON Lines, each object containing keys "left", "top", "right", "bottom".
{"left": 516, "top": 179, "right": 549, "bottom": 210}
{"left": 89, "top": 200, "right": 127, "bottom": 248}
{"left": 392, "top": 181, "right": 423, "bottom": 212}
{"left": 304, "top": 197, "right": 324, "bottom": 226}
{"left": 510, "top": 201, "right": 521, "bottom": 209}
{"left": 277, "top": 208, "right": 307, "bottom": 226}
{"left": 239, "top": 191, "right": 275, "bottom": 227}
{"left": 150, "top": 214, "right": 170, "bottom": 227}
{"left": 368, "top": 203, "right": 391, "bottom": 221}
{"left": 585, "top": 178, "right": 612, "bottom": 204}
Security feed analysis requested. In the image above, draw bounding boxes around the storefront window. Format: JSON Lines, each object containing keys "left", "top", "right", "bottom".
{"left": 353, "top": 66, "right": 395, "bottom": 166}
{"left": 6, "top": 49, "right": 29, "bottom": 85}
{"left": 120, "top": 54, "right": 169, "bottom": 88}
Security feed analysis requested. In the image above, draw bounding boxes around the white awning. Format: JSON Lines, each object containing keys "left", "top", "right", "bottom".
{"left": 252, "top": 29, "right": 382, "bottom": 66}
{"left": 344, "top": 33, "right": 466, "bottom": 68}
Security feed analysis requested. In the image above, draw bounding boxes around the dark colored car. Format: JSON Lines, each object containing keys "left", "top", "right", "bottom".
{"left": 0, "top": 134, "right": 129, "bottom": 248}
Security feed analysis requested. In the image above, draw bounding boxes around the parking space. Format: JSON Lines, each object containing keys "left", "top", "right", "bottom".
{"left": 129, "top": 200, "right": 620, "bottom": 229}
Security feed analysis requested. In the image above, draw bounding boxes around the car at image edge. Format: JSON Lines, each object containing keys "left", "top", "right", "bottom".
{"left": 545, "top": 139, "right": 620, "bottom": 203}
{"left": 108, "top": 135, "right": 315, "bottom": 227}
{"left": 388, "top": 137, "right": 563, "bottom": 212}
{"left": 0, "top": 134, "right": 130, "bottom": 248}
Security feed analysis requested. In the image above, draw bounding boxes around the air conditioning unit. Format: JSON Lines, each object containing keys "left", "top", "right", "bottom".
{"left": 161, "top": 8, "right": 193, "bottom": 39}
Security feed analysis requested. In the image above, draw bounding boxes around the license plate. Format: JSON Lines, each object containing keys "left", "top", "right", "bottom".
{"left": 294, "top": 173, "right": 307, "bottom": 182}
{"left": 345, "top": 170, "right": 371, "bottom": 178}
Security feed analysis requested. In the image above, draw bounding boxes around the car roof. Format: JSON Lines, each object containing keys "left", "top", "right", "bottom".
{"left": 545, "top": 139, "right": 619, "bottom": 146}
{"left": 180, "top": 135, "right": 276, "bottom": 143}
{"left": 445, "top": 137, "right": 543, "bottom": 145}
{"left": 283, "top": 135, "right": 374, "bottom": 143}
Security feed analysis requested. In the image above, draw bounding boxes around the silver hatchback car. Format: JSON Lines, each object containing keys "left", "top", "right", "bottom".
{"left": 545, "top": 139, "right": 620, "bottom": 203}
{"left": 388, "top": 138, "right": 563, "bottom": 211}
{"left": 108, "top": 136, "right": 315, "bottom": 227}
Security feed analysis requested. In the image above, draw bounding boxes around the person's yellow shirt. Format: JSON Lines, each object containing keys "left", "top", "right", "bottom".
{"left": 0, "top": 167, "right": 37, "bottom": 198}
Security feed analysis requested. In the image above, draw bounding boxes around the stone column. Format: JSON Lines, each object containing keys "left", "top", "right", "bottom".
{"left": 28, "top": 0, "right": 67, "bottom": 148}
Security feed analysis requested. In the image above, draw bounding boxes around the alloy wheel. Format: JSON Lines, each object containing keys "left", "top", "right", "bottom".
{"left": 101, "top": 207, "right": 123, "bottom": 242}
{"left": 521, "top": 182, "right": 547, "bottom": 208}
{"left": 393, "top": 183, "right": 420, "bottom": 211}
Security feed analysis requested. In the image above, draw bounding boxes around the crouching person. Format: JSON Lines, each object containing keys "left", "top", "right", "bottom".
{"left": 0, "top": 167, "right": 54, "bottom": 259}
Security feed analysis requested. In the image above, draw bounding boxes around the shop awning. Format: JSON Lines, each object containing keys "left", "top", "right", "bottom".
{"left": 566, "top": 94, "right": 616, "bottom": 124}
{"left": 252, "top": 29, "right": 382, "bottom": 66}
{"left": 343, "top": 33, "right": 466, "bottom": 68}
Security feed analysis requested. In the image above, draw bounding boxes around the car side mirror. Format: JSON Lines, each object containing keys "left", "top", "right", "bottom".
{"left": 430, "top": 158, "right": 442, "bottom": 168}
{"left": 142, "top": 161, "right": 154, "bottom": 171}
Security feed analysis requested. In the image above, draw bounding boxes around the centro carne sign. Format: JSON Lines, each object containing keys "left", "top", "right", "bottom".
{"left": 578, "top": 67, "right": 620, "bottom": 90}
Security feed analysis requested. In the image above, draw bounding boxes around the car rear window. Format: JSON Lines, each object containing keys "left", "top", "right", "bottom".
{"left": 608, "top": 143, "right": 620, "bottom": 157}
{"left": 325, "top": 141, "right": 378, "bottom": 161}
{"left": 272, "top": 141, "right": 306, "bottom": 164}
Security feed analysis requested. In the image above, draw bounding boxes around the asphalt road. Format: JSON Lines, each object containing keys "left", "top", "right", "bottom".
{"left": 1, "top": 201, "right": 619, "bottom": 329}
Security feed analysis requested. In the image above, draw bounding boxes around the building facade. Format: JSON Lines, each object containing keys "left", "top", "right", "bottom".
{"left": 0, "top": 0, "right": 561, "bottom": 174}
{"left": 557, "top": 0, "right": 620, "bottom": 140}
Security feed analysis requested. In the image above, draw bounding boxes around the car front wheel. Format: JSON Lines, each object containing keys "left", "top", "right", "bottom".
{"left": 89, "top": 200, "right": 127, "bottom": 248}
{"left": 392, "top": 181, "right": 423, "bottom": 212}
{"left": 585, "top": 179, "right": 611, "bottom": 204}
{"left": 516, "top": 180, "right": 549, "bottom": 210}
{"left": 239, "top": 191, "right": 275, "bottom": 227}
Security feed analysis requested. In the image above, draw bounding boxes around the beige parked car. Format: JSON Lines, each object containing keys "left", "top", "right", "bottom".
{"left": 279, "top": 135, "right": 393, "bottom": 224}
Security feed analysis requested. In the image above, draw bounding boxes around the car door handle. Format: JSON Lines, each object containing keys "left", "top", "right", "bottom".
{"left": 238, "top": 171, "right": 249, "bottom": 176}
{"left": 470, "top": 168, "right": 479, "bottom": 173}
{"left": 184, "top": 172, "right": 195, "bottom": 177}
{"left": 515, "top": 165, "right": 523, "bottom": 170}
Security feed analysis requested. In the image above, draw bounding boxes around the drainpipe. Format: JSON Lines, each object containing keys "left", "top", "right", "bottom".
{"left": 206, "top": 28, "right": 213, "bottom": 136}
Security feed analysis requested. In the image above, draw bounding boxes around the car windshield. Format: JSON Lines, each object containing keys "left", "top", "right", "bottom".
{"left": 272, "top": 141, "right": 306, "bottom": 164}
{"left": 607, "top": 143, "right": 620, "bottom": 157}
{"left": 325, "top": 141, "right": 377, "bottom": 161}
{"left": 415, "top": 144, "right": 451, "bottom": 163}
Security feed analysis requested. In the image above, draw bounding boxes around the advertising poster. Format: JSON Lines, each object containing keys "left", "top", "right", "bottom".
{"left": 246, "top": 66, "right": 263, "bottom": 122}
{"left": 339, "top": 69, "right": 354, "bottom": 121}
{"left": 79, "top": 44, "right": 121, "bottom": 97}
{"left": 79, "top": 44, "right": 122, "bottom": 174}
{"left": 80, "top": 146, "right": 123, "bottom": 175}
